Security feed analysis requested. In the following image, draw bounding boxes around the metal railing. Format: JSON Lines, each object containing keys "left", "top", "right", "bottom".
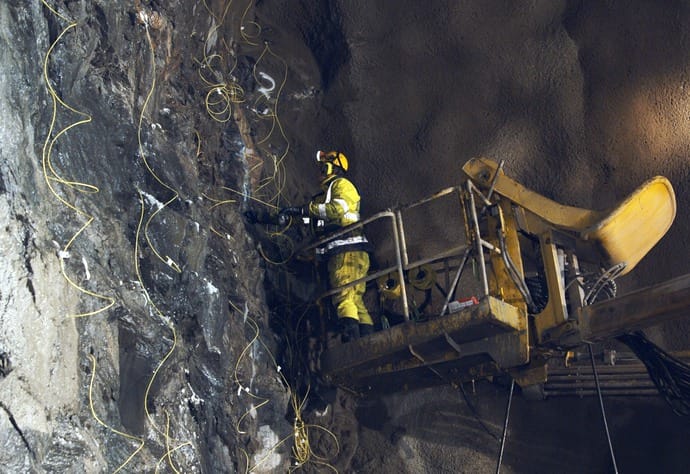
{"left": 300, "top": 180, "right": 497, "bottom": 321}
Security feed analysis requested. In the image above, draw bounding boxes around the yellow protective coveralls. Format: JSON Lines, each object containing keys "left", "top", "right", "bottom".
{"left": 308, "top": 175, "right": 373, "bottom": 326}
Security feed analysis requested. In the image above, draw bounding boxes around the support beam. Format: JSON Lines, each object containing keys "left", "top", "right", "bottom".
{"left": 578, "top": 273, "right": 690, "bottom": 341}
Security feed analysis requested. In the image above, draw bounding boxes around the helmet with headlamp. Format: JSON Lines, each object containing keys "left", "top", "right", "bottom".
{"left": 316, "top": 150, "right": 349, "bottom": 176}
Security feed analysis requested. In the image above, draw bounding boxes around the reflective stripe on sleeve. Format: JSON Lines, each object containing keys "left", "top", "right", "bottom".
{"left": 333, "top": 198, "right": 349, "bottom": 214}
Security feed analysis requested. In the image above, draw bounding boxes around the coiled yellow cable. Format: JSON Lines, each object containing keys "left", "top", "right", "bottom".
{"left": 229, "top": 300, "right": 340, "bottom": 472}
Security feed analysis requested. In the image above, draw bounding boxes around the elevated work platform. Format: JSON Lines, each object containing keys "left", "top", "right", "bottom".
{"left": 321, "top": 274, "right": 690, "bottom": 395}
{"left": 321, "top": 296, "right": 529, "bottom": 394}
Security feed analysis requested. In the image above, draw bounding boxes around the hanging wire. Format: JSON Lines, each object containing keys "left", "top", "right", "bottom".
{"left": 495, "top": 378, "right": 515, "bottom": 474}
{"left": 582, "top": 265, "right": 690, "bottom": 416}
{"left": 583, "top": 264, "right": 621, "bottom": 474}
{"left": 588, "top": 343, "right": 619, "bottom": 474}
{"left": 88, "top": 355, "right": 145, "bottom": 472}
{"left": 40, "top": 0, "right": 116, "bottom": 318}
{"left": 408, "top": 346, "right": 499, "bottom": 441}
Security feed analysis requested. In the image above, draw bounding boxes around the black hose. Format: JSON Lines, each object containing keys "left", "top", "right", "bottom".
{"left": 618, "top": 331, "right": 690, "bottom": 416}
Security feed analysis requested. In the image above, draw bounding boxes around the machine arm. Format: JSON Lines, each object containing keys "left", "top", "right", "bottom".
{"left": 578, "top": 273, "right": 690, "bottom": 343}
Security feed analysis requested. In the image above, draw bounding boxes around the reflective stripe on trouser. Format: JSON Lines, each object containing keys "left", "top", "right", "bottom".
{"left": 328, "top": 250, "right": 373, "bottom": 325}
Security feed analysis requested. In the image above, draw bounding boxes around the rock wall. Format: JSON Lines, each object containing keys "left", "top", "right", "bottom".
{"left": 0, "top": 1, "right": 294, "bottom": 472}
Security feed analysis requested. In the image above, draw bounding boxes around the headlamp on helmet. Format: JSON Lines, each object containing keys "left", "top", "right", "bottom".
{"left": 316, "top": 150, "right": 349, "bottom": 173}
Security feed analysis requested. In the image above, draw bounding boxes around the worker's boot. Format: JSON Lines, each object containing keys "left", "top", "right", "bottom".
{"left": 359, "top": 323, "right": 374, "bottom": 337}
{"left": 341, "top": 317, "right": 360, "bottom": 342}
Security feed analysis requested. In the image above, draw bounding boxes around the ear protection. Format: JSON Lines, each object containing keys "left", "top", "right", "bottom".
{"left": 321, "top": 161, "right": 334, "bottom": 176}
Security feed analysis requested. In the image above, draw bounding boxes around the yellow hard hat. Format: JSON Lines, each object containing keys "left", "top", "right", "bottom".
{"left": 316, "top": 150, "right": 349, "bottom": 173}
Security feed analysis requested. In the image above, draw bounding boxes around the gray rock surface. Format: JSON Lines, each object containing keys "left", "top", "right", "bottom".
{"left": 1, "top": 1, "right": 291, "bottom": 472}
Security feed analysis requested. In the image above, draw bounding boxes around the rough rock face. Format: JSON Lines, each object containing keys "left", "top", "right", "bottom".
{"left": 1, "top": 1, "right": 293, "bottom": 472}
{"left": 2, "top": 1, "right": 690, "bottom": 473}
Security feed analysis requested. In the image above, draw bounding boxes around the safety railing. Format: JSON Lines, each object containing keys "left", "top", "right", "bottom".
{"left": 300, "top": 179, "right": 498, "bottom": 321}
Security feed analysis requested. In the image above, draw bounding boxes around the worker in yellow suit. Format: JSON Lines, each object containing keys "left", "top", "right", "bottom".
{"left": 280, "top": 150, "right": 374, "bottom": 341}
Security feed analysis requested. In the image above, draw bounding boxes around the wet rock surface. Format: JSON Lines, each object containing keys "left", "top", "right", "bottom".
{"left": 1, "top": 1, "right": 690, "bottom": 473}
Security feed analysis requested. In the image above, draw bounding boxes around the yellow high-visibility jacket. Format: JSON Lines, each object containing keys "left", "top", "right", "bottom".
{"left": 308, "top": 175, "right": 370, "bottom": 257}
{"left": 308, "top": 176, "right": 361, "bottom": 226}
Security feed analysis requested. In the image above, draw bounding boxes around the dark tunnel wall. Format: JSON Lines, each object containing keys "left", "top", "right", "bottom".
{"left": 262, "top": 0, "right": 690, "bottom": 336}
{"left": 254, "top": 1, "right": 690, "bottom": 472}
